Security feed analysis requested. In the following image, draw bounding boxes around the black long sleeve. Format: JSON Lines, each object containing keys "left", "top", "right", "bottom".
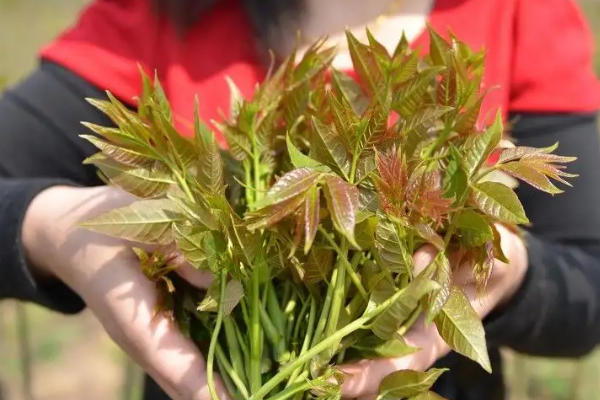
{"left": 0, "top": 61, "right": 110, "bottom": 313}
{"left": 0, "top": 178, "right": 85, "bottom": 313}
{"left": 483, "top": 112, "right": 600, "bottom": 357}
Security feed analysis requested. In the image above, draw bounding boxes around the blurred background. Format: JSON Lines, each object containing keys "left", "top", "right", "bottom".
{"left": 2, "top": 1, "right": 600, "bottom": 400}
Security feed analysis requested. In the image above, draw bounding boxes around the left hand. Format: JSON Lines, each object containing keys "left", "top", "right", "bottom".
{"left": 338, "top": 223, "right": 529, "bottom": 400}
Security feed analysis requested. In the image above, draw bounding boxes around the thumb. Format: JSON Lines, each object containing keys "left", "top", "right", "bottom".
{"left": 413, "top": 244, "right": 438, "bottom": 276}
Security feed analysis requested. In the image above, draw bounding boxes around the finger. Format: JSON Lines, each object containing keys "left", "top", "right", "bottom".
{"left": 175, "top": 261, "right": 214, "bottom": 289}
{"left": 339, "top": 356, "right": 413, "bottom": 399}
{"left": 89, "top": 250, "right": 230, "bottom": 400}
{"left": 413, "top": 244, "right": 438, "bottom": 276}
{"left": 339, "top": 317, "right": 448, "bottom": 399}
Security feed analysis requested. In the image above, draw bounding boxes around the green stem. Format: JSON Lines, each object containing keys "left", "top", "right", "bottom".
{"left": 423, "top": 121, "right": 453, "bottom": 160}
{"left": 250, "top": 267, "right": 263, "bottom": 393}
{"left": 260, "top": 305, "right": 286, "bottom": 361}
{"left": 322, "top": 255, "right": 347, "bottom": 359}
{"left": 287, "top": 297, "right": 317, "bottom": 386}
{"left": 265, "top": 381, "right": 314, "bottom": 400}
{"left": 174, "top": 172, "right": 195, "bottom": 202}
{"left": 216, "top": 357, "right": 239, "bottom": 400}
{"left": 207, "top": 270, "right": 227, "bottom": 400}
{"left": 224, "top": 317, "right": 247, "bottom": 389}
{"left": 318, "top": 227, "right": 368, "bottom": 300}
{"left": 251, "top": 128, "right": 262, "bottom": 205}
{"left": 250, "top": 286, "right": 409, "bottom": 400}
{"left": 397, "top": 304, "right": 423, "bottom": 337}
{"left": 311, "top": 267, "right": 338, "bottom": 347}
{"left": 267, "top": 281, "right": 286, "bottom": 335}
{"left": 215, "top": 346, "right": 250, "bottom": 399}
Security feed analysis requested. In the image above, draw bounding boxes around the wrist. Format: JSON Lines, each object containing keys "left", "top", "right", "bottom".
{"left": 22, "top": 185, "right": 138, "bottom": 290}
{"left": 22, "top": 185, "right": 74, "bottom": 280}
{"left": 495, "top": 225, "right": 529, "bottom": 308}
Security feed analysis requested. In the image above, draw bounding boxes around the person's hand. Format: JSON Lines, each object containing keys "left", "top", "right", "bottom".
{"left": 338, "top": 223, "right": 529, "bottom": 400}
{"left": 22, "top": 185, "right": 228, "bottom": 400}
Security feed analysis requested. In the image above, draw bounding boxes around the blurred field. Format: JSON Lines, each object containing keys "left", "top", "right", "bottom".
{"left": 2, "top": 1, "right": 600, "bottom": 400}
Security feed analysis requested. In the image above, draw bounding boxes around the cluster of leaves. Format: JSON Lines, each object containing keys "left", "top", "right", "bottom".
{"left": 79, "top": 27, "right": 576, "bottom": 400}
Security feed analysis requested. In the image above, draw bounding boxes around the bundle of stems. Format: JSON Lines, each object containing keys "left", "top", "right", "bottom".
{"left": 79, "top": 28, "right": 576, "bottom": 400}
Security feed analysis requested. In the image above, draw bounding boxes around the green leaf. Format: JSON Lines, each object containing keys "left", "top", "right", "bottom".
{"left": 355, "top": 216, "right": 378, "bottom": 250}
{"left": 302, "top": 247, "right": 334, "bottom": 284}
{"left": 173, "top": 223, "right": 216, "bottom": 269}
{"left": 194, "top": 104, "right": 224, "bottom": 195}
{"left": 375, "top": 219, "right": 412, "bottom": 274}
{"left": 80, "top": 199, "right": 185, "bottom": 244}
{"left": 329, "top": 90, "right": 360, "bottom": 147}
{"left": 499, "top": 161, "right": 562, "bottom": 194}
{"left": 442, "top": 147, "right": 468, "bottom": 202}
{"left": 323, "top": 175, "right": 360, "bottom": 247}
{"left": 378, "top": 368, "right": 447, "bottom": 400}
{"left": 152, "top": 72, "right": 173, "bottom": 123}
{"left": 392, "top": 67, "right": 444, "bottom": 117}
{"left": 455, "top": 210, "right": 494, "bottom": 246}
{"left": 434, "top": 287, "right": 491, "bottom": 372}
{"left": 498, "top": 142, "right": 559, "bottom": 164}
{"left": 371, "top": 276, "right": 440, "bottom": 340}
{"left": 81, "top": 121, "right": 144, "bottom": 149}
{"left": 87, "top": 155, "right": 173, "bottom": 198}
{"left": 427, "top": 24, "right": 451, "bottom": 66}
{"left": 330, "top": 69, "right": 370, "bottom": 116}
{"left": 225, "top": 76, "right": 245, "bottom": 121}
{"left": 471, "top": 181, "right": 529, "bottom": 224}
{"left": 409, "top": 391, "right": 449, "bottom": 400}
{"left": 425, "top": 253, "right": 451, "bottom": 324}
{"left": 254, "top": 168, "right": 322, "bottom": 209}
{"left": 462, "top": 112, "right": 503, "bottom": 177}
{"left": 392, "top": 50, "right": 419, "bottom": 85}
{"left": 286, "top": 135, "right": 332, "bottom": 173}
{"left": 454, "top": 96, "right": 484, "bottom": 136}
{"left": 198, "top": 278, "right": 244, "bottom": 315}
{"left": 311, "top": 117, "right": 352, "bottom": 179}
{"left": 80, "top": 135, "right": 154, "bottom": 167}
{"left": 345, "top": 30, "right": 385, "bottom": 97}
{"left": 352, "top": 335, "right": 418, "bottom": 359}
{"left": 415, "top": 224, "right": 445, "bottom": 251}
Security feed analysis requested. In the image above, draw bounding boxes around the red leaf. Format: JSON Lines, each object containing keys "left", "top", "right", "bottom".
{"left": 374, "top": 146, "right": 408, "bottom": 217}
{"left": 246, "top": 195, "right": 305, "bottom": 231}
{"left": 258, "top": 167, "right": 322, "bottom": 208}
{"left": 304, "top": 185, "right": 321, "bottom": 253}
{"left": 323, "top": 175, "right": 360, "bottom": 247}
{"left": 408, "top": 169, "right": 452, "bottom": 227}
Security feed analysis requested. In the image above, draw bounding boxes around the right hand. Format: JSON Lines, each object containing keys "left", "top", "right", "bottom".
{"left": 22, "top": 185, "right": 228, "bottom": 400}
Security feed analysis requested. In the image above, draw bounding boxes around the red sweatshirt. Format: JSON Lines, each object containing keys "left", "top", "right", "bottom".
{"left": 40, "top": 0, "right": 600, "bottom": 147}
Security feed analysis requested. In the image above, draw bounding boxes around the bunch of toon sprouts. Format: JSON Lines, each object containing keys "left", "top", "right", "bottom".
{"left": 79, "top": 28, "right": 576, "bottom": 400}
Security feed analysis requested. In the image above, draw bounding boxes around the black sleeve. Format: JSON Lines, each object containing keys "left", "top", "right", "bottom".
{"left": 483, "top": 112, "right": 600, "bottom": 357}
{"left": 0, "top": 60, "right": 110, "bottom": 182}
{"left": 0, "top": 60, "right": 114, "bottom": 313}
{"left": 0, "top": 178, "right": 85, "bottom": 313}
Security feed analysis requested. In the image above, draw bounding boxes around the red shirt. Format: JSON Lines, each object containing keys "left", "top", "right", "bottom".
{"left": 40, "top": 0, "right": 600, "bottom": 146}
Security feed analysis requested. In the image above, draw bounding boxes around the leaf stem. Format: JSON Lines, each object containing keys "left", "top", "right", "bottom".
{"left": 215, "top": 345, "right": 250, "bottom": 400}
{"left": 207, "top": 269, "right": 228, "bottom": 400}
{"left": 250, "top": 286, "right": 409, "bottom": 400}
{"left": 287, "top": 297, "right": 317, "bottom": 386}
{"left": 265, "top": 381, "right": 314, "bottom": 400}
{"left": 250, "top": 266, "right": 263, "bottom": 393}
{"left": 318, "top": 227, "right": 368, "bottom": 299}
